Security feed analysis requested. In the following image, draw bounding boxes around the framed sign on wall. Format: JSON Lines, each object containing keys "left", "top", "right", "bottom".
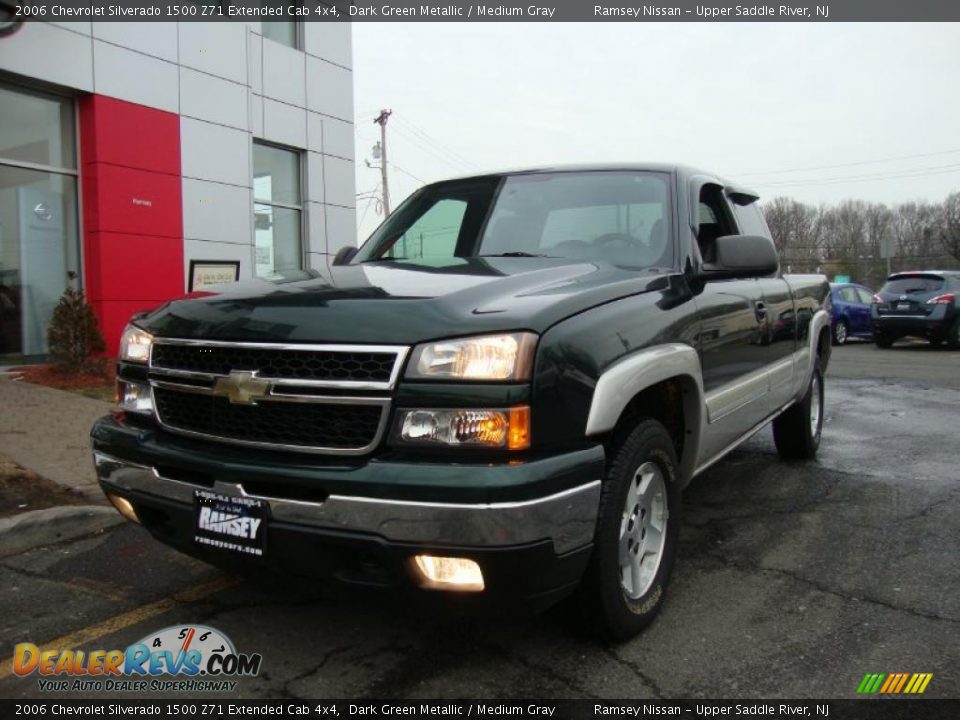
{"left": 188, "top": 260, "right": 240, "bottom": 292}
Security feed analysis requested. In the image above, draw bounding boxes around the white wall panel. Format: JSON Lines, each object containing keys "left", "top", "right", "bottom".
{"left": 93, "top": 40, "right": 178, "bottom": 113}
{"left": 325, "top": 204, "right": 357, "bottom": 254}
{"left": 180, "top": 117, "right": 250, "bottom": 187}
{"left": 322, "top": 117, "right": 354, "bottom": 160}
{"left": 178, "top": 22, "right": 248, "bottom": 85}
{"left": 322, "top": 155, "right": 356, "bottom": 208}
{"left": 246, "top": 31, "right": 263, "bottom": 94}
{"left": 183, "top": 178, "right": 253, "bottom": 245}
{"left": 249, "top": 93, "right": 264, "bottom": 138}
{"left": 262, "top": 40, "right": 306, "bottom": 107}
{"left": 306, "top": 112, "right": 325, "bottom": 153}
{"left": 180, "top": 68, "right": 248, "bottom": 131}
{"left": 303, "top": 22, "right": 353, "bottom": 69}
{"left": 306, "top": 201, "right": 327, "bottom": 255}
{"left": 306, "top": 57, "right": 353, "bottom": 121}
{"left": 0, "top": 23, "right": 93, "bottom": 92}
{"left": 305, "top": 153, "right": 325, "bottom": 204}
{"left": 49, "top": 21, "right": 92, "bottom": 35}
{"left": 93, "top": 22, "right": 178, "bottom": 62}
{"left": 262, "top": 99, "right": 307, "bottom": 149}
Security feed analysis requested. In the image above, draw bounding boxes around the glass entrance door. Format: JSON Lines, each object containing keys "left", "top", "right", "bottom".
{"left": 0, "top": 84, "right": 79, "bottom": 360}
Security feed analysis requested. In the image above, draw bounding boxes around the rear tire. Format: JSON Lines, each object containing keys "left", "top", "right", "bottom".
{"left": 947, "top": 319, "right": 960, "bottom": 350}
{"left": 832, "top": 319, "right": 848, "bottom": 346}
{"left": 579, "top": 419, "right": 681, "bottom": 641}
{"left": 875, "top": 333, "right": 894, "bottom": 348}
{"left": 773, "top": 361, "right": 824, "bottom": 460}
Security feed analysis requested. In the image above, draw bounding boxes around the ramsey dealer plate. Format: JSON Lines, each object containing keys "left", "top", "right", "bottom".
{"left": 194, "top": 489, "right": 266, "bottom": 557}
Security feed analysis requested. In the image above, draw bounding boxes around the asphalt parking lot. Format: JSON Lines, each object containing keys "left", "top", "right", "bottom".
{"left": 1, "top": 341, "right": 958, "bottom": 700}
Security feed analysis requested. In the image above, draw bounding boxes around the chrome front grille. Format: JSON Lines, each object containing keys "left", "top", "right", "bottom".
{"left": 147, "top": 339, "right": 408, "bottom": 455}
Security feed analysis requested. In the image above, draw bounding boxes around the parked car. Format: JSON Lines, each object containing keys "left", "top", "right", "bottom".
{"left": 92, "top": 165, "right": 832, "bottom": 640}
{"left": 829, "top": 282, "right": 875, "bottom": 345}
{"left": 872, "top": 271, "right": 960, "bottom": 348}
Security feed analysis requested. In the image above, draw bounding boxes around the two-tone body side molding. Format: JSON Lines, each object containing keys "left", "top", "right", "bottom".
{"left": 584, "top": 343, "right": 704, "bottom": 488}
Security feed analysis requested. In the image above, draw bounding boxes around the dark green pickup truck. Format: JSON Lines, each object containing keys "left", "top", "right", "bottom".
{"left": 92, "top": 165, "right": 831, "bottom": 639}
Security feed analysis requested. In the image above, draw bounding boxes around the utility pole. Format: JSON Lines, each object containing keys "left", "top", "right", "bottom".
{"left": 373, "top": 109, "right": 392, "bottom": 215}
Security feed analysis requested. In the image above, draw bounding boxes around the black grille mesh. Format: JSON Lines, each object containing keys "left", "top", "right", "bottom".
{"left": 154, "top": 388, "right": 383, "bottom": 449}
{"left": 151, "top": 344, "right": 396, "bottom": 383}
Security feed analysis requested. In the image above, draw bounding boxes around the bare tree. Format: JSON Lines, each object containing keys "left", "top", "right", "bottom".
{"left": 940, "top": 192, "right": 960, "bottom": 261}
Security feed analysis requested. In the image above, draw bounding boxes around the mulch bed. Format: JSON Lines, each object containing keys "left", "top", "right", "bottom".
{"left": 0, "top": 454, "right": 88, "bottom": 518}
{"left": 14, "top": 363, "right": 116, "bottom": 402}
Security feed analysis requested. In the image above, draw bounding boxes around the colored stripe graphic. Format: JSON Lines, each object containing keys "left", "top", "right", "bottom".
{"left": 858, "top": 672, "right": 933, "bottom": 694}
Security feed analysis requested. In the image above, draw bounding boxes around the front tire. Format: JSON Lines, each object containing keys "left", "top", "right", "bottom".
{"left": 773, "top": 361, "right": 824, "bottom": 460}
{"left": 832, "top": 319, "right": 848, "bottom": 346}
{"left": 579, "top": 419, "right": 681, "bottom": 641}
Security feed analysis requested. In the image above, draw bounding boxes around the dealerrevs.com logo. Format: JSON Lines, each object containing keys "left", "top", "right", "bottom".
{"left": 13, "top": 625, "right": 261, "bottom": 693}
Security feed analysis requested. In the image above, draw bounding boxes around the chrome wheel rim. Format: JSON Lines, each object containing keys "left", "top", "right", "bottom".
{"left": 619, "top": 461, "right": 668, "bottom": 600}
{"left": 835, "top": 322, "right": 847, "bottom": 344}
{"left": 810, "top": 373, "right": 822, "bottom": 438}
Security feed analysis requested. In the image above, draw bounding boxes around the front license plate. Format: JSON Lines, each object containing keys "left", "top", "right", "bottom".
{"left": 897, "top": 303, "right": 911, "bottom": 310}
{"left": 193, "top": 490, "right": 266, "bottom": 557}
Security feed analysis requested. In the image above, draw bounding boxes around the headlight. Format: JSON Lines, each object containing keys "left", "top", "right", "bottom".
{"left": 406, "top": 332, "right": 537, "bottom": 381}
{"left": 392, "top": 406, "right": 530, "bottom": 450}
{"left": 119, "top": 324, "right": 153, "bottom": 363}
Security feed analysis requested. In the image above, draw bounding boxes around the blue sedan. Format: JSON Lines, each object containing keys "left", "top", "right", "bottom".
{"left": 830, "top": 282, "right": 875, "bottom": 345}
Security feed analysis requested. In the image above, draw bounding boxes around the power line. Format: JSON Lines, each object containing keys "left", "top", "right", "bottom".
{"left": 390, "top": 124, "right": 475, "bottom": 173}
{"left": 392, "top": 114, "right": 480, "bottom": 171}
{"left": 738, "top": 147, "right": 960, "bottom": 178}
{"left": 393, "top": 165, "right": 427, "bottom": 184}
{"left": 756, "top": 163, "right": 960, "bottom": 188}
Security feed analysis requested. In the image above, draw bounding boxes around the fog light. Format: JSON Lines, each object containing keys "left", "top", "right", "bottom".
{"left": 412, "top": 555, "right": 484, "bottom": 592}
{"left": 118, "top": 381, "right": 153, "bottom": 414}
{"left": 106, "top": 493, "right": 140, "bottom": 524}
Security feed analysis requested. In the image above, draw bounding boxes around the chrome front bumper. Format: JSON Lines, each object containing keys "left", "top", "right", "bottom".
{"left": 93, "top": 452, "right": 601, "bottom": 554}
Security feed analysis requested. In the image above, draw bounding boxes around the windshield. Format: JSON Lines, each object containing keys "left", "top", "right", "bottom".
{"left": 353, "top": 171, "right": 673, "bottom": 269}
{"left": 881, "top": 276, "right": 944, "bottom": 294}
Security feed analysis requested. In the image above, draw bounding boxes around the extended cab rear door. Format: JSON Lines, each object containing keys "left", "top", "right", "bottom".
{"left": 690, "top": 179, "right": 771, "bottom": 463}
{"left": 729, "top": 196, "right": 798, "bottom": 415}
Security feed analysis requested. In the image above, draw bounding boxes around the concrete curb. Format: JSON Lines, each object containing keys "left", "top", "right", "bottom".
{"left": 0, "top": 505, "right": 125, "bottom": 559}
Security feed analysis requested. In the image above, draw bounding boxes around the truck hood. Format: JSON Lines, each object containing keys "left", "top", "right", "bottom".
{"left": 139, "top": 257, "right": 671, "bottom": 344}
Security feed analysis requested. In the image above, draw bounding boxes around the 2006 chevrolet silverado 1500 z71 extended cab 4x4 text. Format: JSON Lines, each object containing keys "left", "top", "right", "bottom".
{"left": 92, "top": 165, "right": 831, "bottom": 639}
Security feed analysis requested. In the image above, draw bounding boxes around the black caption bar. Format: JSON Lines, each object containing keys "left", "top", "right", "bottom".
{"left": 6, "top": 0, "right": 960, "bottom": 22}
{"left": 2, "top": 700, "right": 959, "bottom": 720}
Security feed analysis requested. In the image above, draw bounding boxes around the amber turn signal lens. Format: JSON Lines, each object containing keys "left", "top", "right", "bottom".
{"left": 508, "top": 405, "right": 531, "bottom": 451}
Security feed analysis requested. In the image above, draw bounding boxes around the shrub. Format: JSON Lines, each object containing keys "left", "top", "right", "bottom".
{"left": 46, "top": 288, "right": 106, "bottom": 373}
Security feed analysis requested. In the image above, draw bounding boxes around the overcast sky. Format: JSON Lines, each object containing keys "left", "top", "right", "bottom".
{"left": 352, "top": 22, "right": 960, "bottom": 237}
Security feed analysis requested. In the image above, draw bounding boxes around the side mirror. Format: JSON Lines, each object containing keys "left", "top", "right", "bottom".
{"left": 698, "top": 234, "right": 779, "bottom": 282}
{"left": 331, "top": 246, "right": 359, "bottom": 266}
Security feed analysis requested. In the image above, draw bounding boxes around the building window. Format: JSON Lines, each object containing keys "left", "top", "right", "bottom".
{"left": 261, "top": 19, "right": 299, "bottom": 49}
{"left": 253, "top": 142, "right": 303, "bottom": 277}
{"left": 0, "top": 83, "right": 79, "bottom": 359}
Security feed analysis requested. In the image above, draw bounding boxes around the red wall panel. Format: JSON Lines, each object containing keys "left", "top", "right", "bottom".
{"left": 82, "top": 164, "right": 182, "bottom": 238}
{"left": 79, "top": 95, "right": 180, "bottom": 175}
{"left": 79, "top": 95, "right": 184, "bottom": 355}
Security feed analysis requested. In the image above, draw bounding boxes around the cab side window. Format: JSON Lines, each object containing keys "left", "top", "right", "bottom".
{"left": 697, "top": 184, "right": 736, "bottom": 263}
{"left": 732, "top": 202, "right": 773, "bottom": 241}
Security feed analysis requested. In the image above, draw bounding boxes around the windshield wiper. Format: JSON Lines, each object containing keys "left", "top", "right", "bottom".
{"left": 480, "top": 251, "right": 553, "bottom": 258}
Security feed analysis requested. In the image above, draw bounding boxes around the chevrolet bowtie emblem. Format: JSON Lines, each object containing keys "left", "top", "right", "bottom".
{"left": 212, "top": 371, "right": 271, "bottom": 405}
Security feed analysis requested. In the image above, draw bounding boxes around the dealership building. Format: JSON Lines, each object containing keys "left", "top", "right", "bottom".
{"left": 0, "top": 19, "right": 356, "bottom": 360}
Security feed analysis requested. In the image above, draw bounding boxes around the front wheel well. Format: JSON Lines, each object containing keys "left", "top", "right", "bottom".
{"left": 603, "top": 377, "right": 699, "bottom": 477}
